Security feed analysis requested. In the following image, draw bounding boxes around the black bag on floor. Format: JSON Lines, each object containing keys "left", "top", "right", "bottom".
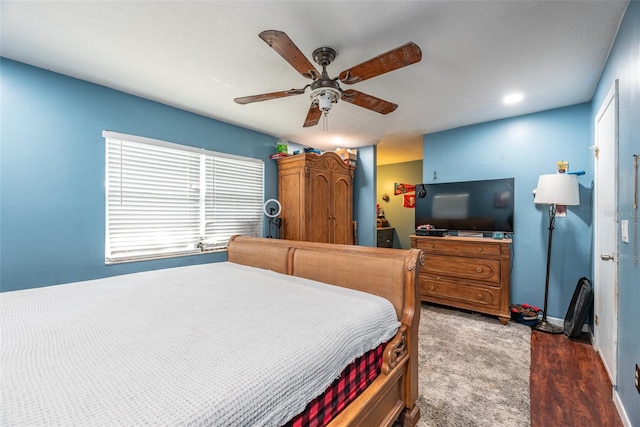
{"left": 563, "top": 277, "right": 593, "bottom": 339}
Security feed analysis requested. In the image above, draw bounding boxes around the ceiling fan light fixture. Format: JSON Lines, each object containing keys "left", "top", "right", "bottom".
{"left": 310, "top": 87, "right": 341, "bottom": 112}
{"left": 309, "top": 87, "right": 341, "bottom": 132}
{"left": 318, "top": 92, "right": 333, "bottom": 111}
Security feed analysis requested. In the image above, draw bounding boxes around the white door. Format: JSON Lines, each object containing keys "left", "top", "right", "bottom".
{"left": 594, "top": 81, "right": 618, "bottom": 384}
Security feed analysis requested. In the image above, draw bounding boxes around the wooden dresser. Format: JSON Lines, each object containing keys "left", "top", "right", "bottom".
{"left": 410, "top": 235, "right": 512, "bottom": 324}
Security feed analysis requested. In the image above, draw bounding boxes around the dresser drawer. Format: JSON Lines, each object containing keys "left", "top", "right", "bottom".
{"left": 414, "top": 238, "right": 501, "bottom": 256}
{"left": 419, "top": 276, "right": 501, "bottom": 310}
{"left": 422, "top": 254, "right": 501, "bottom": 285}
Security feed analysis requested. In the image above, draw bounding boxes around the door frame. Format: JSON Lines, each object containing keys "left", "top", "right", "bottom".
{"left": 593, "top": 79, "right": 619, "bottom": 384}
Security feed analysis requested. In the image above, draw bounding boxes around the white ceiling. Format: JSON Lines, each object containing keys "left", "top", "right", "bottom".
{"left": 1, "top": 1, "right": 628, "bottom": 165}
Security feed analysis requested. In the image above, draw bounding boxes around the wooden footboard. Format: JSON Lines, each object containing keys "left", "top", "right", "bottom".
{"left": 227, "top": 236, "right": 424, "bottom": 427}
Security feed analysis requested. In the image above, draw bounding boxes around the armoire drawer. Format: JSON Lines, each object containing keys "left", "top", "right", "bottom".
{"left": 422, "top": 254, "right": 501, "bottom": 285}
{"left": 419, "top": 276, "right": 501, "bottom": 310}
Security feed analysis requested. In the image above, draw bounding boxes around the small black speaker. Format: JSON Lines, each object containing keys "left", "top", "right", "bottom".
{"left": 415, "top": 228, "right": 448, "bottom": 237}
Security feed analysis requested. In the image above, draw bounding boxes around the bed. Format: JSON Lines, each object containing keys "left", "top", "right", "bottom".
{"left": 1, "top": 236, "right": 424, "bottom": 427}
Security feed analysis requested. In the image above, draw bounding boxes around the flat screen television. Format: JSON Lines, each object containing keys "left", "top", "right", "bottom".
{"left": 414, "top": 178, "right": 515, "bottom": 233}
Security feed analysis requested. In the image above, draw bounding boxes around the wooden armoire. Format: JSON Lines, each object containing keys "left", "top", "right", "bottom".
{"left": 276, "top": 152, "right": 356, "bottom": 244}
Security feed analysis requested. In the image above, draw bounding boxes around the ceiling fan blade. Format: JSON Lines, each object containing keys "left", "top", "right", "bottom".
{"left": 338, "top": 42, "right": 422, "bottom": 85}
{"left": 341, "top": 89, "right": 398, "bottom": 114}
{"left": 234, "top": 88, "right": 306, "bottom": 104}
{"left": 303, "top": 104, "right": 322, "bottom": 127}
{"left": 259, "top": 30, "right": 321, "bottom": 80}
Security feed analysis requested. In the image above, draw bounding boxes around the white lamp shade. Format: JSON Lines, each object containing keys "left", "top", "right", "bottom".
{"left": 534, "top": 173, "right": 580, "bottom": 205}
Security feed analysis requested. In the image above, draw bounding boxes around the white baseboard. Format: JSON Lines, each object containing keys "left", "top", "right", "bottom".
{"left": 546, "top": 316, "right": 590, "bottom": 333}
{"left": 613, "top": 389, "right": 632, "bottom": 427}
{"left": 546, "top": 316, "right": 564, "bottom": 328}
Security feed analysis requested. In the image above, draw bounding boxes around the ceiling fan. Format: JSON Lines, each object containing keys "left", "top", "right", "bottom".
{"left": 234, "top": 30, "right": 422, "bottom": 129}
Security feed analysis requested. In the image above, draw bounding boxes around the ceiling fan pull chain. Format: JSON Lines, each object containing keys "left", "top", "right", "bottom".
{"left": 323, "top": 111, "right": 329, "bottom": 132}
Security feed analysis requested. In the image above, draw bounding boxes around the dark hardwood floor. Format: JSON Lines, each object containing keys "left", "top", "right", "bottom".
{"left": 530, "top": 330, "right": 623, "bottom": 426}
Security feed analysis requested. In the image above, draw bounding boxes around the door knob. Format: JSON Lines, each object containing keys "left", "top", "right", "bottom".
{"left": 600, "top": 253, "right": 615, "bottom": 261}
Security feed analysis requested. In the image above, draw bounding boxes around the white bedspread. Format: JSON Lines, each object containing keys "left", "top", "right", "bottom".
{"left": 1, "top": 262, "right": 400, "bottom": 426}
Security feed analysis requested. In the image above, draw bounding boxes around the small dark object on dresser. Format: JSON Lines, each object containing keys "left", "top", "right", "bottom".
{"left": 415, "top": 228, "right": 448, "bottom": 237}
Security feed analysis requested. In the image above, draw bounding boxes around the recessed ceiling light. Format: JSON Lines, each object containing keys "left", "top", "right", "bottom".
{"left": 503, "top": 93, "right": 524, "bottom": 105}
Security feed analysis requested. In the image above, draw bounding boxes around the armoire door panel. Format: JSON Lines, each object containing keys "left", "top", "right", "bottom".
{"left": 279, "top": 171, "right": 303, "bottom": 240}
{"left": 332, "top": 174, "right": 352, "bottom": 244}
{"left": 309, "top": 169, "right": 331, "bottom": 243}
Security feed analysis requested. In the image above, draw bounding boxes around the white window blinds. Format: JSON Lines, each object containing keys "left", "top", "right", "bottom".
{"left": 202, "top": 155, "right": 265, "bottom": 250}
{"left": 104, "top": 131, "right": 264, "bottom": 263}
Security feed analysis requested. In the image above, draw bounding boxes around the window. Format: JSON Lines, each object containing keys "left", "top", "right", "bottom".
{"left": 104, "top": 131, "right": 264, "bottom": 264}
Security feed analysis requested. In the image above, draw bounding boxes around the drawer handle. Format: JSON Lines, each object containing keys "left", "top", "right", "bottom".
{"left": 476, "top": 247, "right": 483, "bottom": 252}
{"left": 475, "top": 267, "right": 483, "bottom": 273}
{"left": 429, "top": 285, "right": 435, "bottom": 291}
{"left": 476, "top": 293, "right": 484, "bottom": 300}
{"left": 429, "top": 244, "right": 435, "bottom": 248}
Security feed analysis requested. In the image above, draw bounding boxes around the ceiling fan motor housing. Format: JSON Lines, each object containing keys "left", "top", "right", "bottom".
{"left": 312, "top": 47, "right": 337, "bottom": 67}
{"left": 309, "top": 46, "right": 341, "bottom": 111}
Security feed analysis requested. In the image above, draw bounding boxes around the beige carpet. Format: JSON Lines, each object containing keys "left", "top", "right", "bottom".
{"left": 412, "top": 304, "right": 531, "bottom": 427}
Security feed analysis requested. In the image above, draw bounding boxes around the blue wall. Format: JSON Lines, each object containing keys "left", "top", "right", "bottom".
{"left": 353, "top": 145, "right": 377, "bottom": 247}
{"left": 423, "top": 104, "right": 593, "bottom": 318}
{"left": 1, "top": 58, "right": 279, "bottom": 292}
{"left": 591, "top": 1, "right": 640, "bottom": 423}
{"left": 377, "top": 160, "right": 423, "bottom": 249}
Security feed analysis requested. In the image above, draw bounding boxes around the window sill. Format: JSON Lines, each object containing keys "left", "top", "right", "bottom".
{"left": 105, "top": 248, "right": 227, "bottom": 265}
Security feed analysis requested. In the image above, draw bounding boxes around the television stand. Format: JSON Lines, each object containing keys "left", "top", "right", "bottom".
{"left": 410, "top": 234, "right": 512, "bottom": 324}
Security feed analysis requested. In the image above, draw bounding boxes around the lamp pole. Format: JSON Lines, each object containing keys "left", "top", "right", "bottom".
{"left": 534, "top": 204, "right": 563, "bottom": 334}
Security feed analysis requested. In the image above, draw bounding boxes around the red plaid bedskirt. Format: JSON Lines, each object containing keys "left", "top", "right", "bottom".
{"left": 283, "top": 342, "right": 385, "bottom": 427}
